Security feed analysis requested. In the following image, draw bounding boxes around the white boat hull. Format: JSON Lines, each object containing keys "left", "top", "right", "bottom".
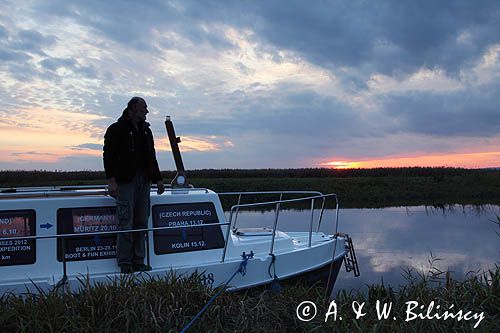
{"left": 0, "top": 188, "right": 346, "bottom": 295}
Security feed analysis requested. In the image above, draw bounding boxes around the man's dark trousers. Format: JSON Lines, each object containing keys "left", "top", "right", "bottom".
{"left": 115, "top": 170, "right": 150, "bottom": 266}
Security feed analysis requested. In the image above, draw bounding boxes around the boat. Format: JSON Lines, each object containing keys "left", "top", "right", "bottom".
{"left": 0, "top": 118, "right": 358, "bottom": 295}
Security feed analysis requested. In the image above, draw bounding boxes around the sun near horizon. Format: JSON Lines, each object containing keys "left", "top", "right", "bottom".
{"left": 320, "top": 151, "right": 500, "bottom": 169}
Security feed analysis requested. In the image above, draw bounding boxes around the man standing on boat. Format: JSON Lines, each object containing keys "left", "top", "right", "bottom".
{"left": 103, "top": 96, "right": 165, "bottom": 274}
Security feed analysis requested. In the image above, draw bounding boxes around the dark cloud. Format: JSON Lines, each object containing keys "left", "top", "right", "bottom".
{"left": 254, "top": 2, "right": 373, "bottom": 67}
{"left": 0, "top": 52, "right": 101, "bottom": 86}
{"left": 174, "top": 85, "right": 389, "bottom": 141}
{"left": 155, "top": 86, "right": 395, "bottom": 166}
{"left": 71, "top": 143, "right": 102, "bottom": 151}
{"left": 11, "top": 151, "right": 58, "bottom": 156}
{"left": 381, "top": 83, "right": 500, "bottom": 137}
{"left": 33, "top": 1, "right": 500, "bottom": 77}
{"left": 5, "top": 62, "right": 39, "bottom": 82}
{"left": 0, "top": 24, "right": 8, "bottom": 39}
{"left": 0, "top": 27, "right": 59, "bottom": 82}
{"left": 45, "top": 155, "right": 102, "bottom": 171}
{"left": 0, "top": 27, "right": 36, "bottom": 64}
{"left": 0, "top": 49, "right": 31, "bottom": 62}
{"left": 35, "top": 0, "right": 235, "bottom": 53}
{"left": 40, "top": 57, "right": 77, "bottom": 71}
{"left": 235, "top": 92, "right": 367, "bottom": 138}
{"left": 38, "top": 57, "right": 99, "bottom": 78}
{"left": 10, "top": 29, "right": 56, "bottom": 55}
{"left": 250, "top": 0, "right": 500, "bottom": 76}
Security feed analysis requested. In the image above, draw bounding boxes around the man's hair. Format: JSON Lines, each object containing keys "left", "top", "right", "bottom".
{"left": 123, "top": 96, "right": 144, "bottom": 115}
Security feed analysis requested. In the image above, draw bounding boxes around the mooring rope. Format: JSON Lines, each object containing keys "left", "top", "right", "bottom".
{"left": 179, "top": 251, "right": 254, "bottom": 333}
{"left": 267, "top": 253, "right": 277, "bottom": 279}
{"left": 267, "top": 253, "right": 283, "bottom": 293}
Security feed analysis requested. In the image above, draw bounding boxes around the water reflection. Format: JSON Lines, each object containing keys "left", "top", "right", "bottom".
{"left": 229, "top": 205, "right": 500, "bottom": 291}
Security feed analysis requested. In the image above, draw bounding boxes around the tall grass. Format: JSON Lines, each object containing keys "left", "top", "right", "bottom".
{"left": 1, "top": 167, "right": 496, "bottom": 184}
{"left": 0, "top": 265, "right": 498, "bottom": 332}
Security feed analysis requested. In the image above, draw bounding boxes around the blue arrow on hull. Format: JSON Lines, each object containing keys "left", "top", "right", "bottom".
{"left": 40, "top": 223, "right": 53, "bottom": 229}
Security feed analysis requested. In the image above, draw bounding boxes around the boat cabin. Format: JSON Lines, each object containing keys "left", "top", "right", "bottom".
{"left": 0, "top": 187, "right": 234, "bottom": 291}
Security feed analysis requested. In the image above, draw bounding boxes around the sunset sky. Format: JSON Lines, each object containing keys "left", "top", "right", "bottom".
{"left": 0, "top": 1, "right": 499, "bottom": 171}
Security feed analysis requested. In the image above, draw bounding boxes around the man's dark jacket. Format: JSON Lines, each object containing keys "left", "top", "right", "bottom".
{"left": 103, "top": 111, "right": 161, "bottom": 184}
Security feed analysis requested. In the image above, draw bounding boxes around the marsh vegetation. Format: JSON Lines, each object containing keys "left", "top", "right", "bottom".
{"left": 1, "top": 167, "right": 499, "bottom": 208}
{"left": 0, "top": 265, "right": 498, "bottom": 332}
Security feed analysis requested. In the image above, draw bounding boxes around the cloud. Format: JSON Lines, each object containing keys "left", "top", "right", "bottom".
{"left": 40, "top": 57, "right": 77, "bottom": 71}
{"left": 38, "top": 56, "right": 99, "bottom": 79}
{"left": 250, "top": 0, "right": 500, "bottom": 76}
{"left": 381, "top": 85, "right": 500, "bottom": 137}
{"left": 71, "top": 143, "right": 103, "bottom": 151}
{"left": 0, "top": 49, "right": 31, "bottom": 62}
{"left": 0, "top": 1, "right": 498, "bottom": 170}
{"left": 11, "top": 151, "right": 58, "bottom": 157}
{"left": 12, "top": 1, "right": 500, "bottom": 77}
{"left": 34, "top": 0, "right": 235, "bottom": 53}
{"left": 0, "top": 108, "right": 107, "bottom": 168}
{"left": 0, "top": 24, "right": 7, "bottom": 39}
{"left": 156, "top": 134, "right": 233, "bottom": 153}
{"left": 10, "top": 29, "right": 57, "bottom": 54}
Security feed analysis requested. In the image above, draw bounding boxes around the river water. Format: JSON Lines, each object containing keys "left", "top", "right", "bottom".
{"left": 228, "top": 205, "right": 500, "bottom": 291}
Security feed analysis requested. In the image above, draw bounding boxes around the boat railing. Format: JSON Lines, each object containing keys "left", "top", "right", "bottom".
{"left": 0, "top": 185, "right": 210, "bottom": 199}
{"left": 0, "top": 189, "right": 338, "bottom": 282}
{"left": 220, "top": 192, "right": 339, "bottom": 262}
{"left": 218, "top": 191, "right": 324, "bottom": 230}
{"left": 0, "top": 221, "right": 231, "bottom": 282}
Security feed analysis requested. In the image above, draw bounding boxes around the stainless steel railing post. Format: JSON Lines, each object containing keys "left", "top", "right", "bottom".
{"left": 269, "top": 196, "right": 282, "bottom": 255}
{"left": 316, "top": 197, "right": 326, "bottom": 232}
{"left": 233, "top": 193, "right": 242, "bottom": 231}
{"left": 334, "top": 197, "right": 340, "bottom": 235}
{"left": 308, "top": 198, "right": 314, "bottom": 247}
{"left": 221, "top": 209, "right": 234, "bottom": 262}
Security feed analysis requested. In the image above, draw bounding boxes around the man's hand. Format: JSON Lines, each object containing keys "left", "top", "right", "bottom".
{"left": 107, "top": 177, "right": 119, "bottom": 198}
{"left": 157, "top": 180, "right": 165, "bottom": 195}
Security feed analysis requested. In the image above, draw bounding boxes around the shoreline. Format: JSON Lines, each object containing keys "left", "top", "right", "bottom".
{"left": 1, "top": 168, "right": 499, "bottom": 208}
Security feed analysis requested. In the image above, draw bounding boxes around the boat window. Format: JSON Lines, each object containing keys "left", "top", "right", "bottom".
{"left": 56, "top": 207, "right": 117, "bottom": 262}
{"left": 152, "top": 202, "right": 225, "bottom": 255}
{"left": 0, "top": 209, "right": 36, "bottom": 266}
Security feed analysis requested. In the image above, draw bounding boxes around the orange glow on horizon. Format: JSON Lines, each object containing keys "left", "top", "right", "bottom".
{"left": 0, "top": 107, "right": 105, "bottom": 164}
{"left": 320, "top": 161, "right": 363, "bottom": 169}
{"left": 321, "top": 151, "right": 500, "bottom": 169}
{"left": 0, "top": 106, "right": 231, "bottom": 166}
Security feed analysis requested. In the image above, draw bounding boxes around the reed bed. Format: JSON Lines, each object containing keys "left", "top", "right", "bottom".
{"left": 0, "top": 265, "right": 498, "bottom": 332}
{"left": 2, "top": 168, "right": 499, "bottom": 208}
